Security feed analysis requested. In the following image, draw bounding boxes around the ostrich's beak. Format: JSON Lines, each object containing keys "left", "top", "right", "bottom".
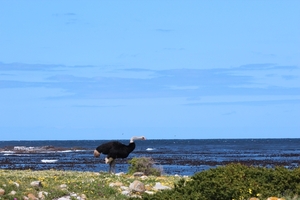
{"left": 94, "top": 150, "right": 100, "bottom": 157}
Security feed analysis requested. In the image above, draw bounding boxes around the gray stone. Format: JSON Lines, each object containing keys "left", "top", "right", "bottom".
{"left": 121, "top": 191, "right": 130, "bottom": 196}
{"left": 120, "top": 186, "right": 129, "bottom": 191}
{"left": 38, "top": 191, "right": 48, "bottom": 199}
{"left": 13, "top": 182, "right": 20, "bottom": 187}
{"left": 133, "top": 172, "right": 144, "bottom": 177}
{"left": 9, "top": 190, "right": 17, "bottom": 195}
{"left": 60, "top": 184, "right": 68, "bottom": 189}
{"left": 140, "top": 175, "right": 148, "bottom": 180}
{"left": 129, "top": 180, "right": 145, "bottom": 193}
{"left": 145, "top": 191, "right": 155, "bottom": 195}
{"left": 153, "top": 182, "right": 171, "bottom": 190}
{"left": 30, "top": 181, "right": 42, "bottom": 187}
{"left": 56, "top": 197, "right": 70, "bottom": 200}
{"left": 115, "top": 172, "right": 125, "bottom": 176}
{"left": 109, "top": 181, "right": 123, "bottom": 187}
{"left": 80, "top": 194, "right": 87, "bottom": 199}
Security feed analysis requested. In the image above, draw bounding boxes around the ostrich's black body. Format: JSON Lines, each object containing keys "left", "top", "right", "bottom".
{"left": 95, "top": 141, "right": 135, "bottom": 159}
{"left": 94, "top": 136, "right": 145, "bottom": 173}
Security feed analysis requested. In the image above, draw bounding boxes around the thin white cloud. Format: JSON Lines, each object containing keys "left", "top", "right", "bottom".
{"left": 183, "top": 99, "right": 300, "bottom": 106}
{"left": 0, "top": 62, "right": 299, "bottom": 100}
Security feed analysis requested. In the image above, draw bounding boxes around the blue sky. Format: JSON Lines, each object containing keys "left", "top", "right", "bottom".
{"left": 0, "top": 1, "right": 299, "bottom": 140}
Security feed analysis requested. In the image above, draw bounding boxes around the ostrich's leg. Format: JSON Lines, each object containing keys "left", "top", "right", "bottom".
{"left": 105, "top": 157, "right": 113, "bottom": 164}
{"left": 105, "top": 157, "right": 114, "bottom": 173}
{"left": 109, "top": 159, "right": 116, "bottom": 173}
{"left": 110, "top": 159, "right": 116, "bottom": 173}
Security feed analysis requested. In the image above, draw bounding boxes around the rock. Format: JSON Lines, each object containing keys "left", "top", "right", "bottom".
{"left": 145, "top": 184, "right": 152, "bottom": 191}
{"left": 121, "top": 191, "right": 130, "bottom": 196}
{"left": 153, "top": 182, "right": 171, "bottom": 190}
{"left": 115, "top": 172, "right": 125, "bottom": 176}
{"left": 131, "top": 194, "right": 142, "bottom": 198}
{"left": 109, "top": 183, "right": 114, "bottom": 187}
{"left": 38, "top": 191, "right": 49, "bottom": 199}
{"left": 30, "top": 181, "right": 42, "bottom": 187}
{"left": 70, "top": 192, "right": 77, "bottom": 197}
{"left": 60, "top": 184, "right": 68, "bottom": 189}
{"left": 0, "top": 188, "right": 5, "bottom": 196}
{"left": 129, "top": 180, "right": 145, "bottom": 193}
{"left": 109, "top": 181, "right": 123, "bottom": 187}
{"left": 13, "top": 182, "right": 20, "bottom": 187}
{"left": 145, "top": 191, "right": 155, "bottom": 195}
{"left": 9, "top": 190, "right": 16, "bottom": 195}
{"left": 54, "top": 193, "right": 87, "bottom": 200}
{"left": 293, "top": 195, "right": 299, "bottom": 200}
{"left": 28, "top": 193, "right": 38, "bottom": 200}
{"left": 120, "top": 186, "right": 129, "bottom": 191}
{"left": 140, "top": 175, "right": 148, "bottom": 180}
{"left": 267, "top": 198, "right": 285, "bottom": 200}
{"left": 56, "top": 197, "right": 70, "bottom": 200}
{"left": 133, "top": 172, "right": 144, "bottom": 177}
{"left": 80, "top": 194, "right": 87, "bottom": 199}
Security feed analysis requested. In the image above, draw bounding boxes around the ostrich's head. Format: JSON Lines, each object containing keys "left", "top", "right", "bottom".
{"left": 94, "top": 149, "right": 100, "bottom": 157}
{"left": 130, "top": 136, "right": 146, "bottom": 143}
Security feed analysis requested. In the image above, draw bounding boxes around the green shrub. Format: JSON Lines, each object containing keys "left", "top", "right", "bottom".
{"left": 140, "top": 163, "right": 300, "bottom": 200}
{"left": 128, "top": 157, "right": 161, "bottom": 176}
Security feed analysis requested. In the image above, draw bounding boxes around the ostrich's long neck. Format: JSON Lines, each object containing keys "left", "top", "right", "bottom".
{"left": 127, "top": 142, "right": 136, "bottom": 153}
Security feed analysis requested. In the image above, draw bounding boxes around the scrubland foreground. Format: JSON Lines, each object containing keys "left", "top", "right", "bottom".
{"left": 0, "top": 163, "right": 299, "bottom": 200}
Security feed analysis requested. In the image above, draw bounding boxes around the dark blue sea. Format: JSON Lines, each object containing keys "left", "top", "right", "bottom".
{"left": 0, "top": 139, "right": 299, "bottom": 175}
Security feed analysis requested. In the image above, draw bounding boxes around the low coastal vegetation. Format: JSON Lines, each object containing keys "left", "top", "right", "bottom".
{"left": 140, "top": 163, "right": 300, "bottom": 200}
{"left": 128, "top": 157, "right": 161, "bottom": 176}
{"left": 0, "top": 158, "right": 299, "bottom": 200}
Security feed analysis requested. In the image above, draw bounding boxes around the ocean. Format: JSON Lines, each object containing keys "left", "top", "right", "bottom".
{"left": 0, "top": 139, "right": 299, "bottom": 175}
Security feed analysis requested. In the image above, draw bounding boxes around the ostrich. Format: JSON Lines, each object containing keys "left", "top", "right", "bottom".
{"left": 94, "top": 136, "right": 146, "bottom": 173}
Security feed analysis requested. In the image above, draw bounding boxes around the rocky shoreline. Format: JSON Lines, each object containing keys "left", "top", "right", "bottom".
{"left": 0, "top": 145, "right": 86, "bottom": 154}
{"left": 1, "top": 145, "right": 299, "bottom": 175}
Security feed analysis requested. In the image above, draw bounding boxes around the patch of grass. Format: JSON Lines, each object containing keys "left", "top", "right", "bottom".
{"left": 0, "top": 169, "right": 183, "bottom": 199}
{"left": 0, "top": 170, "right": 126, "bottom": 199}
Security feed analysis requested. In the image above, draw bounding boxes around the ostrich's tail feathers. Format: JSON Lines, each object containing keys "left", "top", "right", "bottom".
{"left": 94, "top": 149, "right": 100, "bottom": 157}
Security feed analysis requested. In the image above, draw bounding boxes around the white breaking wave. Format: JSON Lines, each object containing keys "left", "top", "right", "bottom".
{"left": 57, "top": 149, "right": 86, "bottom": 153}
{"left": 1, "top": 151, "right": 14, "bottom": 154}
{"left": 146, "top": 148, "right": 154, "bottom": 151}
{"left": 0, "top": 146, "right": 87, "bottom": 154}
{"left": 41, "top": 159, "right": 58, "bottom": 163}
{"left": 14, "top": 146, "right": 35, "bottom": 151}
{"left": 58, "top": 150, "right": 73, "bottom": 153}
{"left": 4, "top": 154, "right": 30, "bottom": 156}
